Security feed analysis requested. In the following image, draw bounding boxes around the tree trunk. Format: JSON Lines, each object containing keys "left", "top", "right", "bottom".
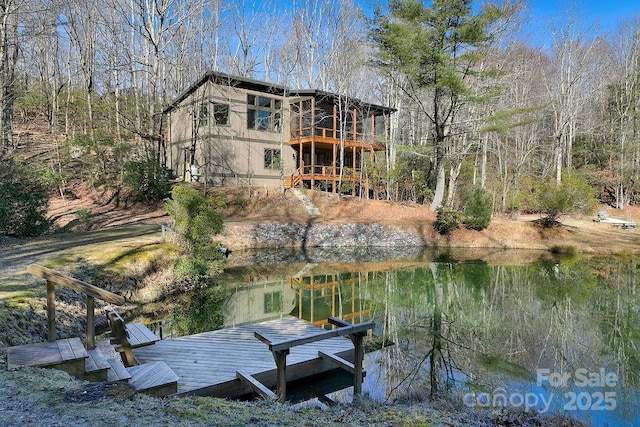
{"left": 431, "top": 146, "right": 446, "bottom": 210}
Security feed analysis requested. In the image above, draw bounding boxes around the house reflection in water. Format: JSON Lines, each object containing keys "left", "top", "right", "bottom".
{"left": 222, "top": 268, "right": 378, "bottom": 330}
{"left": 290, "top": 272, "right": 376, "bottom": 329}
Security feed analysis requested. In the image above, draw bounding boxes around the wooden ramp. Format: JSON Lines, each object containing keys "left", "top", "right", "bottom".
{"left": 132, "top": 317, "right": 356, "bottom": 399}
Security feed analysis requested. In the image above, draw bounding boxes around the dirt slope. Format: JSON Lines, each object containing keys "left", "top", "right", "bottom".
{"left": 46, "top": 183, "right": 640, "bottom": 255}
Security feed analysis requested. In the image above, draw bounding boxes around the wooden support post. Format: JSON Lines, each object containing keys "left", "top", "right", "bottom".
{"left": 328, "top": 317, "right": 366, "bottom": 396}
{"left": 370, "top": 114, "right": 374, "bottom": 144}
{"left": 86, "top": 295, "right": 95, "bottom": 349}
{"left": 352, "top": 333, "right": 364, "bottom": 396}
{"left": 298, "top": 101, "right": 304, "bottom": 174}
{"left": 256, "top": 318, "right": 374, "bottom": 404}
{"left": 333, "top": 103, "right": 338, "bottom": 194}
{"left": 274, "top": 349, "right": 289, "bottom": 403}
{"left": 46, "top": 280, "right": 56, "bottom": 342}
{"left": 311, "top": 97, "right": 316, "bottom": 189}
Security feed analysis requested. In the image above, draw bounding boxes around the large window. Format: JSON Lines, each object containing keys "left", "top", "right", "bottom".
{"left": 198, "top": 104, "right": 208, "bottom": 127}
{"left": 247, "top": 94, "right": 282, "bottom": 132}
{"left": 264, "top": 148, "right": 281, "bottom": 170}
{"left": 212, "top": 102, "right": 229, "bottom": 125}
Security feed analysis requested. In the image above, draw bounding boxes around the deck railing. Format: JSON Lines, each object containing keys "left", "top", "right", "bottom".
{"left": 254, "top": 317, "right": 375, "bottom": 402}
{"left": 284, "top": 165, "right": 362, "bottom": 189}
{"left": 290, "top": 126, "right": 388, "bottom": 146}
{"left": 27, "top": 264, "right": 125, "bottom": 349}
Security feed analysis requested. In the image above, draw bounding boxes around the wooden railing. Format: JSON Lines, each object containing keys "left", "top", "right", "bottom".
{"left": 284, "top": 166, "right": 303, "bottom": 188}
{"left": 27, "top": 264, "right": 126, "bottom": 350}
{"left": 290, "top": 126, "right": 388, "bottom": 147}
{"left": 300, "top": 165, "right": 359, "bottom": 179}
{"left": 284, "top": 166, "right": 361, "bottom": 189}
{"left": 254, "top": 317, "right": 375, "bottom": 402}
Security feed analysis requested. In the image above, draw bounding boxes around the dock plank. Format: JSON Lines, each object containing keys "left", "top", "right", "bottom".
{"left": 7, "top": 338, "right": 88, "bottom": 369}
{"left": 133, "top": 317, "right": 355, "bottom": 398}
{"left": 125, "top": 323, "right": 159, "bottom": 348}
{"left": 128, "top": 361, "right": 178, "bottom": 397}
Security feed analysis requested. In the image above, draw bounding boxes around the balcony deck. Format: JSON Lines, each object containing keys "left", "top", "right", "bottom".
{"left": 290, "top": 127, "right": 387, "bottom": 151}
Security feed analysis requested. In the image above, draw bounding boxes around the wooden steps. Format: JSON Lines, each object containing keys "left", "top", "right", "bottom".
{"left": 127, "top": 361, "right": 178, "bottom": 397}
{"left": 82, "top": 348, "right": 111, "bottom": 381}
{"left": 6, "top": 310, "right": 178, "bottom": 397}
{"left": 7, "top": 338, "right": 89, "bottom": 377}
{"left": 107, "top": 359, "right": 132, "bottom": 382}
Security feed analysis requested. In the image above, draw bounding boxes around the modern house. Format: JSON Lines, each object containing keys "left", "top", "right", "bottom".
{"left": 163, "top": 71, "right": 394, "bottom": 197}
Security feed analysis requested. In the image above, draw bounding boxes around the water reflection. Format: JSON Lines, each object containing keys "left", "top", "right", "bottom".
{"left": 153, "top": 248, "right": 640, "bottom": 425}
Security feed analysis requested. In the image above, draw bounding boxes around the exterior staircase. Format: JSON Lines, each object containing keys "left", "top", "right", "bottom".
{"left": 291, "top": 188, "right": 320, "bottom": 216}
{"left": 7, "top": 321, "right": 177, "bottom": 397}
{"left": 284, "top": 167, "right": 303, "bottom": 188}
{"left": 8, "top": 265, "right": 178, "bottom": 397}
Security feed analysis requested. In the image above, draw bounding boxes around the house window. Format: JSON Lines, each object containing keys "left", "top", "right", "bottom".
{"left": 247, "top": 94, "right": 282, "bottom": 132}
{"left": 264, "top": 291, "right": 283, "bottom": 313}
{"left": 198, "top": 104, "right": 208, "bottom": 127}
{"left": 264, "top": 148, "right": 281, "bottom": 170}
{"left": 212, "top": 102, "right": 229, "bottom": 125}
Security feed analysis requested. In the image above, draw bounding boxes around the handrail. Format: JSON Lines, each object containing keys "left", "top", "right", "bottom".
{"left": 254, "top": 317, "right": 374, "bottom": 402}
{"left": 27, "top": 264, "right": 126, "bottom": 350}
{"left": 27, "top": 265, "right": 125, "bottom": 304}
{"left": 290, "top": 126, "right": 388, "bottom": 146}
{"left": 300, "top": 165, "right": 359, "bottom": 177}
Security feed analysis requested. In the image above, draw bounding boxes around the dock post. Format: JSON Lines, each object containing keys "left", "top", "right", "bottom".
{"left": 86, "top": 295, "right": 95, "bottom": 349}
{"left": 274, "top": 350, "right": 289, "bottom": 403}
{"left": 46, "top": 280, "right": 56, "bottom": 342}
{"left": 352, "top": 334, "right": 364, "bottom": 396}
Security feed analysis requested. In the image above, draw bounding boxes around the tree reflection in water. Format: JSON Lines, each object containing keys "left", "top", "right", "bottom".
{"left": 145, "top": 248, "right": 640, "bottom": 424}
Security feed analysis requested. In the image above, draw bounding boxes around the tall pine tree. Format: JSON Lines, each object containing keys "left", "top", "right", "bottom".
{"left": 370, "top": 0, "right": 504, "bottom": 210}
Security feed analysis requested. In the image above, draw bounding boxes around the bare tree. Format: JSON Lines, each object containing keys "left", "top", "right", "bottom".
{"left": 543, "top": 7, "right": 599, "bottom": 184}
{"left": 61, "top": 0, "right": 99, "bottom": 139}
{"left": 0, "top": 0, "right": 19, "bottom": 153}
{"left": 603, "top": 19, "right": 640, "bottom": 208}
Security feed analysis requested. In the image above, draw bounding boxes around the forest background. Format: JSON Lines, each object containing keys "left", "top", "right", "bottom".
{"left": 1, "top": 0, "right": 640, "bottom": 236}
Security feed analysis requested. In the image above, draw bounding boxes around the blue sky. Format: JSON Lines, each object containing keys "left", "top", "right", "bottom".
{"left": 512, "top": 0, "right": 639, "bottom": 46}
{"left": 357, "top": 1, "right": 639, "bottom": 45}
{"left": 526, "top": 0, "right": 638, "bottom": 30}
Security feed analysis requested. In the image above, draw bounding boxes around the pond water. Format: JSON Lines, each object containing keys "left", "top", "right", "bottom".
{"left": 142, "top": 247, "right": 640, "bottom": 426}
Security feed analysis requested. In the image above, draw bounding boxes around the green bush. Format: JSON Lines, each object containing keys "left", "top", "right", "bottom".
{"left": 173, "top": 287, "right": 229, "bottom": 335}
{"left": 65, "top": 131, "right": 119, "bottom": 186}
{"left": 76, "top": 207, "right": 92, "bottom": 231}
{"left": 165, "top": 184, "right": 227, "bottom": 290}
{"left": 123, "top": 151, "right": 172, "bottom": 204}
{"left": 464, "top": 188, "right": 492, "bottom": 231}
{"left": 173, "top": 257, "right": 210, "bottom": 286}
{"left": 534, "top": 174, "right": 598, "bottom": 226}
{"left": 164, "top": 184, "right": 226, "bottom": 250}
{"left": 433, "top": 207, "right": 461, "bottom": 235}
{"left": 0, "top": 183, "right": 49, "bottom": 236}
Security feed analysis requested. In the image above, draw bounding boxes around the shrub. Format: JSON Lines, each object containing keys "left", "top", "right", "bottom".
{"left": 464, "top": 188, "right": 492, "bottom": 231}
{"left": 123, "top": 150, "right": 172, "bottom": 204}
{"left": 534, "top": 175, "right": 598, "bottom": 227}
{"left": 433, "top": 207, "right": 461, "bottom": 235}
{"left": 164, "top": 184, "right": 226, "bottom": 250}
{"left": 0, "top": 183, "right": 49, "bottom": 236}
{"left": 165, "top": 184, "right": 227, "bottom": 290}
{"left": 76, "top": 208, "right": 92, "bottom": 231}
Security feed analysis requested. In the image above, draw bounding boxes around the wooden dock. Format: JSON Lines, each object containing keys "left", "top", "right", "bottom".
{"left": 9, "top": 264, "right": 374, "bottom": 402}
{"left": 133, "top": 317, "right": 357, "bottom": 399}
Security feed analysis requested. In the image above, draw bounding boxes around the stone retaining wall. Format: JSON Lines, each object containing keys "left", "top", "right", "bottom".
{"left": 249, "top": 222, "right": 424, "bottom": 248}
